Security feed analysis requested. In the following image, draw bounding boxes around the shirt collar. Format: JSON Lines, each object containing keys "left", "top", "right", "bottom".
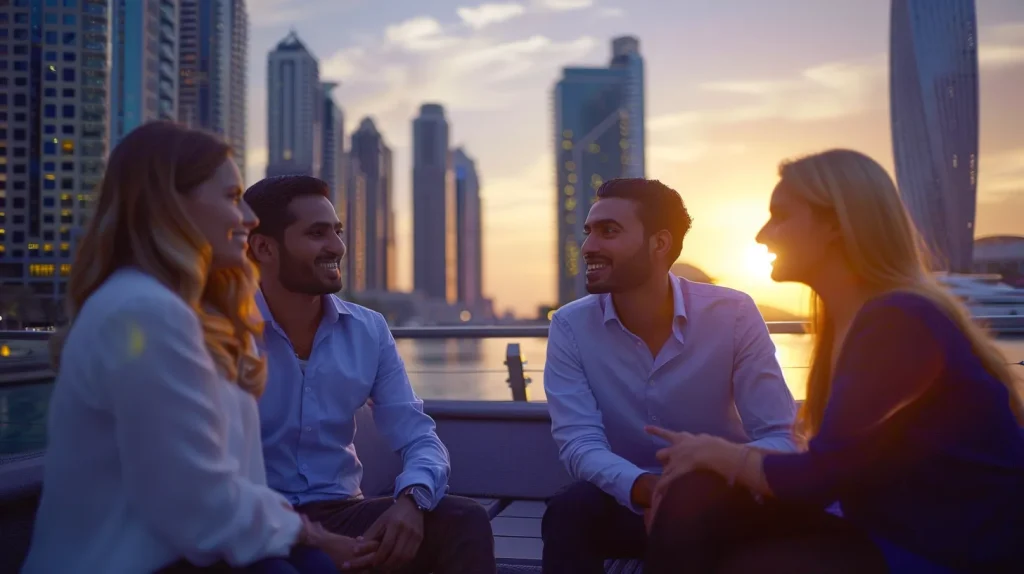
{"left": 600, "top": 273, "right": 689, "bottom": 339}
{"left": 255, "top": 289, "right": 351, "bottom": 328}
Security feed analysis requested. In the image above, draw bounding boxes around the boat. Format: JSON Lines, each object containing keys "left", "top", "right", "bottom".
{"left": 935, "top": 273, "right": 1024, "bottom": 318}
{"left": 0, "top": 323, "right": 1021, "bottom": 572}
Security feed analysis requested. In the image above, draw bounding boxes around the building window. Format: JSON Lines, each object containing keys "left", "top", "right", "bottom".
{"left": 62, "top": 52, "right": 75, "bottom": 62}
{"left": 44, "top": 88, "right": 56, "bottom": 97}
{"left": 44, "top": 105, "right": 56, "bottom": 118}
{"left": 43, "top": 142, "right": 56, "bottom": 155}
{"left": 44, "top": 125, "right": 56, "bottom": 134}
{"left": 62, "top": 14, "right": 76, "bottom": 26}
{"left": 62, "top": 88, "right": 75, "bottom": 98}
{"left": 45, "top": 14, "right": 57, "bottom": 25}
{"left": 46, "top": 31, "right": 58, "bottom": 43}
{"left": 45, "top": 53, "right": 57, "bottom": 64}
{"left": 61, "top": 125, "right": 73, "bottom": 135}
{"left": 62, "top": 105, "right": 74, "bottom": 118}
{"left": 63, "top": 68, "right": 75, "bottom": 82}
{"left": 62, "top": 32, "right": 75, "bottom": 45}
{"left": 61, "top": 140, "right": 74, "bottom": 155}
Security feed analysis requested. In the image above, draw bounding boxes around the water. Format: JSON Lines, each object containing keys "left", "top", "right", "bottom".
{"left": 3, "top": 335, "right": 1023, "bottom": 455}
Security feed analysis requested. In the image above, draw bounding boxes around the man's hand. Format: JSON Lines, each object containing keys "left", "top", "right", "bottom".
{"left": 630, "top": 473, "right": 659, "bottom": 509}
{"left": 316, "top": 533, "right": 379, "bottom": 572}
{"left": 363, "top": 494, "right": 425, "bottom": 571}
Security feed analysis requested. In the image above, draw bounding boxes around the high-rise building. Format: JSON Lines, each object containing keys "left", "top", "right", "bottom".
{"left": 345, "top": 161, "right": 367, "bottom": 292}
{"left": 178, "top": 0, "right": 247, "bottom": 180}
{"left": 452, "top": 147, "right": 482, "bottom": 307}
{"left": 348, "top": 117, "right": 394, "bottom": 292}
{"left": 320, "top": 81, "right": 344, "bottom": 205}
{"left": 890, "top": 0, "right": 979, "bottom": 272}
{"left": 266, "top": 31, "right": 321, "bottom": 179}
{"left": 554, "top": 36, "right": 646, "bottom": 304}
{"left": 0, "top": 0, "right": 110, "bottom": 323}
{"left": 412, "top": 103, "right": 456, "bottom": 303}
{"left": 110, "top": 0, "right": 179, "bottom": 145}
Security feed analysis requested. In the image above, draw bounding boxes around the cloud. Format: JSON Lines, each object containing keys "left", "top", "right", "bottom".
{"left": 597, "top": 7, "right": 625, "bottom": 18}
{"left": 533, "top": 0, "right": 594, "bottom": 11}
{"left": 650, "top": 56, "right": 886, "bottom": 132}
{"left": 457, "top": 3, "right": 527, "bottom": 30}
{"left": 979, "top": 23, "right": 1024, "bottom": 69}
{"left": 246, "top": 0, "right": 349, "bottom": 27}
{"left": 384, "top": 17, "right": 460, "bottom": 52}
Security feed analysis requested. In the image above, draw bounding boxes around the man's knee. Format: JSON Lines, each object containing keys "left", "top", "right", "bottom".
{"left": 430, "top": 495, "right": 493, "bottom": 539}
{"left": 651, "top": 470, "right": 739, "bottom": 533}
{"left": 542, "top": 481, "right": 608, "bottom": 535}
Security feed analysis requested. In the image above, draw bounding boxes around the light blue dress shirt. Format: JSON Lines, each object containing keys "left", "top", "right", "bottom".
{"left": 544, "top": 274, "right": 797, "bottom": 511}
{"left": 256, "top": 292, "right": 450, "bottom": 509}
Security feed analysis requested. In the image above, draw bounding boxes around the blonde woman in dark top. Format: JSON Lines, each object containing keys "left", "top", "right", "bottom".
{"left": 645, "top": 149, "right": 1024, "bottom": 573}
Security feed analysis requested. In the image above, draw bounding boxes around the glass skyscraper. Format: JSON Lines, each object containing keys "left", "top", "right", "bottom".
{"left": 554, "top": 36, "right": 646, "bottom": 305}
{"left": 890, "top": 0, "right": 979, "bottom": 272}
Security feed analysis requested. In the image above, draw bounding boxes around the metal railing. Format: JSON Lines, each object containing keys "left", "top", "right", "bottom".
{"left": 1, "top": 315, "right": 1022, "bottom": 401}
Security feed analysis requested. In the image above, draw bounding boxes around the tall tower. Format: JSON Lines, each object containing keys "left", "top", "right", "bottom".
{"left": 412, "top": 104, "right": 456, "bottom": 303}
{"left": 320, "top": 82, "right": 344, "bottom": 205}
{"left": 554, "top": 37, "right": 646, "bottom": 305}
{"left": 266, "top": 30, "right": 320, "bottom": 178}
{"left": 890, "top": 0, "right": 979, "bottom": 272}
{"left": 0, "top": 0, "right": 111, "bottom": 323}
{"left": 349, "top": 117, "right": 393, "bottom": 292}
{"left": 453, "top": 147, "right": 483, "bottom": 307}
{"left": 178, "top": 0, "right": 247, "bottom": 180}
{"left": 110, "top": 0, "right": 179, "bottom": 145}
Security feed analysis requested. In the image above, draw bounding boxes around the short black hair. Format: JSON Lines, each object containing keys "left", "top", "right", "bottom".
{"left": 244, "top": 175, "right": 331, "bottom": 240}
{"left": 595, "top": 178, "right": 693, "bottom": 262}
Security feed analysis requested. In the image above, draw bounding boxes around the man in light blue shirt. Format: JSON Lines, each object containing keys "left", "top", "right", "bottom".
{"left": 542, "top": 178, "right": 797, "bottom": 573}
{"left": 244, "top": 176, "right": 495, "bottom": 574}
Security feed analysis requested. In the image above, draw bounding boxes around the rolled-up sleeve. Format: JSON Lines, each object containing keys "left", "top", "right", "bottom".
{"left": 106, "top": 300, "right": 301, "bottom": 566}
{"left": 732, "top": 294, "right": 798, "bottom": 452}
{"left": 544, "top": 314, "right": 646, "bottom": 511}
{"left": 368, "top": 312, "right": 451, "bottom": 509}
{"left": 763, "top": 295, "right": 945, "bottom": 507}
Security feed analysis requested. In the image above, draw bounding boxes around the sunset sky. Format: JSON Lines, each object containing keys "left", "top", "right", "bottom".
{"left": 245, "top": 0, "right": 1024, "bottom": 317}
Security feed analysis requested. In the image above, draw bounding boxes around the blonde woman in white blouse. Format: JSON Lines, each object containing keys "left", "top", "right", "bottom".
{"left": 21, "top": 122, "right": 377, "bottom": 573}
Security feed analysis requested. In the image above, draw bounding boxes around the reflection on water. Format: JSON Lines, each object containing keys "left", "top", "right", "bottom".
{"left": 2, "top": 335, "right": 1022, "bottom": 456}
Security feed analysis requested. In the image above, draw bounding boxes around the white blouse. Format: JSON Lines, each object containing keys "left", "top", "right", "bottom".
{"left": 21, "top": 269, "right": 301, "bottom": 573}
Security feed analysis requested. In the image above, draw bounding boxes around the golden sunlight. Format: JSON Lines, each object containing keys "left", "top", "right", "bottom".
{"left": 743, "top": 242, "right": 776, "bottom": 280}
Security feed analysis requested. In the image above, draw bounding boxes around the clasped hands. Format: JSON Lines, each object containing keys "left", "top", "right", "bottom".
{"left": 298, "top": 494, "right": 425, "bottom": 572}
{"left": 642, "top": 425, "right": 733, "bottom": 529}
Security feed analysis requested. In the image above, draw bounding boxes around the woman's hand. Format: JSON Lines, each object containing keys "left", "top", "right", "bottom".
{"left": 644, "top": 426, "right": 741, "bottom": 495}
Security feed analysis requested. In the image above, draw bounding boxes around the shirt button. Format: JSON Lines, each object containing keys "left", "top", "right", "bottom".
{"left": 300, "top": 464, "right": 308, "bottom": 470}
{"left": 305, "top": 386, "right": 311, "bottom": 392}
{"left": 651, "top": 415, "right": 658, "bottom": 422}
{"left": 305, "top": 426, "right": 312, "bottom": 432}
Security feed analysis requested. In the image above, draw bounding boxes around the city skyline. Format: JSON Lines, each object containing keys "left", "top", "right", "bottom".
{"left": 242, "top": 0, "right": 1024, "bottom": 317}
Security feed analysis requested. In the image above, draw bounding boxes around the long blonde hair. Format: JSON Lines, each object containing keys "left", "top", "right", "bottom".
{"left": 52, "top": 121, "right": 266, "bottom": 396}
{"left": 780, "top": 149, "right": 1022, "bottom": 438}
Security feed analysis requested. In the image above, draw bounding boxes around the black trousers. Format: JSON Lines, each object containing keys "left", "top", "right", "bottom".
{"left": 296, "top": 494, "right": 497, "bottom": 574}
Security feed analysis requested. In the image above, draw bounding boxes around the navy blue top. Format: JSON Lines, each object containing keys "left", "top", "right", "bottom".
{"left": 763, "top": 292, "right": 1024, "bottom": 572}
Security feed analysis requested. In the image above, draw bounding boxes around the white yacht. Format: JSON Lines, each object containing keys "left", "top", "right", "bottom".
{"left": 935, "top": 274, "right": 1024, "bottom": 317}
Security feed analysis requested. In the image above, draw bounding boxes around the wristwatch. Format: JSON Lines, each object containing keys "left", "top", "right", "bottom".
{"left": 399, "top": 485, "right": 431, "bottom": 511}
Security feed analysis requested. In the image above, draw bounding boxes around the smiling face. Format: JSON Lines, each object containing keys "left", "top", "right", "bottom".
{"left": 180, "top": 158, "right": 257, "bottom": 269}
{"left": 581, "top": 197, "right": 656, "bottom": 294}
{"left": 756, "top": 180, "right": 839, "bottom": 285}
{"left": 268, "top": 194, "right": 346, "bottom": 295}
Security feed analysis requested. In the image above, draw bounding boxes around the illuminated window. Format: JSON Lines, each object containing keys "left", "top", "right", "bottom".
{"left": 45, "top": 173, "right": 56, "bottom": 181}
{"left": 619, "top": 139, "right": 629, "bottom": 150}
{"left": 60, "top": 264, "right": 71, "bottom": 276}
{"left": 562, "top": 130, "right": 572, "bottom": 138}
{"left": 43, "top": 243, "right": 53, "bottom": 252}
{"left": 283, "top": 149, "right": 292, "bottom": 160}
{"left": 29, "top": 264, "right": 56, "bottom": 277}
{"left": 564, "top": 161, "right": 575, "bottom": 171}
{"left": 563, "top": 185, "right": 575, "bottom": 196}
{"left": 565, "top": 197, "right": 577, "bottom": 211}
{"left": 588, "top": 143, "right": 600, "bottom": 153}
{"left": 27, "top": 243, "right": 39, "bottom": 250}
{"left": 561, "top": 140, "right": 572, "bottom": 150}
{"left": 61, "top": 140, "right": 74, "bottom": 154}
{"left": 567, "top": 173, "right": 577, "bottom": 184}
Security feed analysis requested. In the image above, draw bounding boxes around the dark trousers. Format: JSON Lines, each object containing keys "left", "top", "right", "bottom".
{"left": 296, "top": 494, "right": 496, "bottom": 574}
{"left": 646, "top": 470, "right": 888, "bottom": 574}
{"left": 159, "top": 545, "right": 338, "bottom": 573}
{"left": 541, "top": 481, "right": 647, "bottom": 574}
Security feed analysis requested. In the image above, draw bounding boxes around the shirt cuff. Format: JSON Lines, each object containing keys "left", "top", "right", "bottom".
{"left": 394, "top": 471, "right": 446, "bottom": 511}
{"left": 614, "top": 465, "right": 650, "bottom": 515}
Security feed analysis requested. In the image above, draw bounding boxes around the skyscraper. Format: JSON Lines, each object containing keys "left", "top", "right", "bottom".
{"left": 110, "top": 0, "right": 179, "bottom": 145}
{"left": 348, "top": 117, "right": 394, "bottom": 292}
{"left": 412, "top": 103, "right": 456, "bottom": 303}
{"left": 890, "top": 0, "right": 979, "bottom": 272}
{"left": 266, "top": 30, "right": 320, "bottom": 178}
{"left": 554, "top": 36, "right": 647, "bottom": 305}
{"left": 178, "top": 0, "right": 247, "bottom": 179}
{"left": 452, "top": 147, "right": 482, "bottom": 307}
{"left": 0, "top": 0, "right": 110, "bottom": 323}
{"left": 320, "top": 81, "right": 344, "bottom": 205}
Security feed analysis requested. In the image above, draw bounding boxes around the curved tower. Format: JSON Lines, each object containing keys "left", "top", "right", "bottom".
{"left": 890, "top": 0, "right": 979, "bottom": 272}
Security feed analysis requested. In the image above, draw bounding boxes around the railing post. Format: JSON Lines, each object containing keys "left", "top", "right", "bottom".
{"left": 504, "top": 342, "right": 530, "bottom": 402}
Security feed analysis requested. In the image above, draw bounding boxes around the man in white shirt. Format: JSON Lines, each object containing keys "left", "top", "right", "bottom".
{"left": 542, "top": 178, "right": 797, "bottom": 573}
